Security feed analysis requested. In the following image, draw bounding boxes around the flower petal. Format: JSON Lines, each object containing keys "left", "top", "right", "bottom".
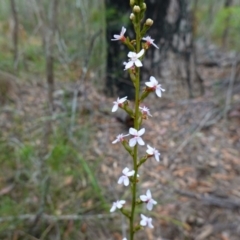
{"left": 146, "top": 149, "right": 153, "bottom": 155}
{"left": 122, "top": 167, "right": 129, "bottom": 174}
{"left": 118, "top": 96, "right": 127, "bottom": 103}
{"left": 140, "top": 195, "right": 148, "bottom": 201}
{"left": 125, "top": 61, "right": 134, "bottom": 70}
{"left": 138, "top": 128, "right": 145, "bottom": 136}
{"left": 151, "top": 199, "right": 157, "bottom": 205}
{"left": 118, "top": 176, "right": 124, "bottom": 184}
{"left": 128, "top": 52, "right": 135, "bottom": 58}
{"left": 137, "top": 49, "right": 145, "bottom": 58}
{"left": 146, "top": 202, "right": 153, "bottom": 211}
{"left": 134, "top": 59, "right": 143, "bottom": 67}
{"left": 127, "top": 170, "right": 135, "bottom": 176}
{"left": 155, "top": 152, "right": 160, "bottom": 162}
{"left": 137, "top": 137, "right": 145, "bottom": 145}
{"left": 147, "top": 144, "right": 153, "bottom": 151}
{"left": 150, "top": 76, "right": 158, "bottom": 85}
{"left": 152, "top": 42, "right": 159, "bottom": 49}
{"left": 112, "top": 104, "right": 118, "bottom": 112}
{"left": 129, "top": 138, "right": 137, "bottom": 147}
{"left": 123, "top": 177, "right": 129, "bottom": 186}
{"left": 113, "top": 34, "right": 120, "bottom": 39}
{"left": 140, "top": 220, "right": 147, "bottom": 226}
{"left": 145, "top": 81, "right": 154, "bottom": 88}
{"left": 112, "top": 140, "right": 118, "bottom": 144}
{"left": 148, "top": 219, "right": 154, "bottom": 228}
{"left": 129, "top": 128, "right": 137, "bottom": 135}
{"left": 155, "top": 88, "right": 162, "bottom": 97}
{"left": 146, "top": 189, "right": 152, "bottom": 198}
{"left": 119, "top": 200, "right": 126, "bottom": 205}
{"left": 121, "top": 27, "right": 126, "bottom": 35}
{"left": 110, "top": 204, "right": 116, "bottom": 212}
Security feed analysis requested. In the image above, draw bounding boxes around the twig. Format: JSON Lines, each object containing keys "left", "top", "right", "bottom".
{"left": 224, "top": 55, "right": 238, "bottom": 120}
{"left": 69, "top": 30, "right": 102, "bottom": 138}
{"left": 176, "top": 110, "right": 215, "bottom": 152}
{"left": 14, "top": 230, "right": 40, "bottom": 240}
{"left": 196, "top": 223, "right": 240, "bottom": 240}
{"left": 175, "top": 189, "right": 240, "bottom": 209}
{"left": 28, "top": 176, "right": 50, "bottom": 234}
{"left": 0, "top": 213, "right": 117, "bottom": 223}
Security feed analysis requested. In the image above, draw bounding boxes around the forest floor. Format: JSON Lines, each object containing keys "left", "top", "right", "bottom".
{"left": 95, "top": 63, "right": 240, "bottom": 240}
{"left": 0, "top": 61, "right": 240, "bottom": 240}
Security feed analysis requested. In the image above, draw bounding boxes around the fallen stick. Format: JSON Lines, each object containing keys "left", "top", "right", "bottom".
{"left": 175, "top": 189, "right": 240, "bottom": 209}
{"left": 0, "top": 213, "right": 117, "bottom": 223}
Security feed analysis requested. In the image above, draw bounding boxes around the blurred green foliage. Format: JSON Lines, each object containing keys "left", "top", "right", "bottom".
{"left": 0, "top": 1, "right": 106, "bottom": 238}
{"left": 194, "top": 1, "right": 240, "bottom": 50}
{"left": 212, "top": 6, "right": 240, "bottom": 49}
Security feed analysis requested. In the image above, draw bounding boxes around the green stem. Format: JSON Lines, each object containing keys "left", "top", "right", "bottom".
{"left": 130, "top": 11, "right": 141, "bottom": 240}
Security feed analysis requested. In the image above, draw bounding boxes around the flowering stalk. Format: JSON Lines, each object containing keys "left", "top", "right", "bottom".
{"left": 130, "top": 4, "right": 141, "bottom": 239}
{"left": 110, "top": 1, "right": 165, "bottom": 239}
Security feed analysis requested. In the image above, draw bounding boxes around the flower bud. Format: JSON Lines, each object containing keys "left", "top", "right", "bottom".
{"left": 142, "top": 3, "right": 146, "bottom": 9}
{"left": 130, "top": 13, "right": 135, "bottom": 20}
{"left": 130, "top": 0, "right": 135, "bottom": 6}
{"left": 133, "top": 5, "right": 141, "bottom": 13}
{"left": 145, "top": 18, "right": 153, "bottom": 26}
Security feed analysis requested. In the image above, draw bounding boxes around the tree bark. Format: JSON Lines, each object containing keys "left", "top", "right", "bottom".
{"left": 31, "top": 0, "right": 59, "bottom": 154}
{"left": 45, "top": 0, "right": 59, "bottom": 113}
{"left": 10, "top": 0, "right": 19, "bottom": 70}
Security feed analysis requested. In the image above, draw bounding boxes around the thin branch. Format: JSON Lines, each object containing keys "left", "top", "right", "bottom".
{"left": 0, "top": 213, "right": 117, "bottom": 223}
{"left": 176, "top": 109, "right": 218, "bottom": 152}
{"left": 10, "top": 0, "right": 19, "bottom": 70}
{"left": 69, "top": 29, "right": 102, "bottom": 138}
{"left": 175, "top": 189, "right": 240, "bottom": 209}
{"left": 224, "top": 56, "right": 238, "bottom": 120}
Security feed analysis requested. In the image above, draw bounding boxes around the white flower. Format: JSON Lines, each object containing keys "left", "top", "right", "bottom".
{"left": 145, "top": 76, "right": 165, "bottom": 97}
{"left": 112, "top": 96, "right": 127, "bottom": 112}
{"left": 140, "top": 214, "right": 154, "bottom": 228}
{"left": 110, "top": 200, "right": 126, "bottom": 212}
{"left": 124, "top": 49, "right": 145, "bottom": 70}
{"left": 112, "top": 133, "right": 129, "bottom": 144}
{"left": 142, "top": 36, "right": 159, "bottom": 49}
{"left": 139, "top": 106, "right": 152, "bottom": 117}
{"left": 123, "top": 238, "right": 127, "bottom": 240}
{"left": 118, "top": 167, "right": 135, "bottom": 186}
{"left": 129, "top": 128, "right": 145, "bottom": 147}
{"left": 111, "top": 26, "right": 126, "bottom": 41}
{"left": 146, "top": 145, "right": 160, "bottom": 162}
{"left": 140, "top": 189, "right": 157, "bottom": 211}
